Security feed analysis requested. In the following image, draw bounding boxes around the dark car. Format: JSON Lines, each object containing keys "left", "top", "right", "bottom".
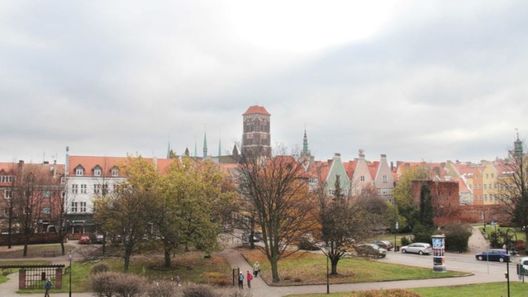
{"left": 355, "top": 244, "right": 387, "bottom": 258}
{"left": 373, "top": 240, "right": 393, "bottom": 251}
{"left": 475, "top": 249, "right": 511, "bottom": 262}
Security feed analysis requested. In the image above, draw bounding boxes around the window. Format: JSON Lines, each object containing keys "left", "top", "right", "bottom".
{"left": 80, "top": 184, "right": 87, "bottom": 194}
{"left": 483, "top": 184, "right": 487, "bottom": 190}
{"left": 94, "top": 184, "right": 101, "bottom": 194}
{"left": 102, "top": 184, "right": 108, "bottom": 195}
{"left": 71, "top": 202, "right": 78, "bottom": 213}
{"left": 4, "top": 190, "right": 12, "bottom": 199}
{"left": 42, "top": 207, "right": 50, "bottom": 214}
{"left": 360, "top": 176, "right": 365, "bottom": 182}
{"left": 111, "top": 168, "right": 119, "bottom": 177}
{"left": 80, "top": 202, "right": 86, "bottom": 213}
{"left": 72, "top": 184, "right": 78, "bottom": 194}
{"left": 485, "top": 173, "right": 488, "bottom": 179}
{"left": 491, "top": 173, "right": 494, "bottom": 178}
{"left": 93, "top": 168, "right": 102, "bottom": 176}
{"left": 43, "top": 190, "right": 51, "bottom": 198}
{"left": 113, "top": 184, "right": 118, "bottom": 192}
{"left": 382, "top": 175, "right": 387, "bottom": 183}
{"left": 75, "top": 167, "right": 84, "bottom": 176}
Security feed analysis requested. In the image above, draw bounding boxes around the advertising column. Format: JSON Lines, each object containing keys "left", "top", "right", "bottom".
{"left": 432, "top": 234, "right": 446, "bottom": 272}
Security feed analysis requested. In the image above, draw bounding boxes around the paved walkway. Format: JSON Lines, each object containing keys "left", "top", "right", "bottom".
{"left": 220, "top": 248, "right": 516, "bottom": 297}
{"left": 468, "top": 226, "right": 489, "bottom": 254}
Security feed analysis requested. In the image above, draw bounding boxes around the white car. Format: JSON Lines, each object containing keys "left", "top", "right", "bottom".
{"left": 401, "top": 243, "right": 432, "bottom": 255}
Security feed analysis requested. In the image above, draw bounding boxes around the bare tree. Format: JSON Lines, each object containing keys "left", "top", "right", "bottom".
{"left": 317, "top": 178, "right": 383, "bottom": 275}
{"left": 497, "top": 144, "right": 528, "bottom": 245}
{"left": 238, "top": 154, "right": 317, "bottom": 283}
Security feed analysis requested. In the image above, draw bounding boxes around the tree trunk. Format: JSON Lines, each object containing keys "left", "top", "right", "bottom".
{"left": 124, "top": 249, "right": 131, "bottom": 272}
{"left": 249, "top": 216, "right": 255, "bottom": 249}
{"left": 330, "top": 257, "right": 340, "bottom": 275}
{"left": 271, "top": 258, "right": 280, "bottom": 282}
{"left": 23, "top": 232, "right": 29, "bottom": 257}
{"left": 164, "top": 246, "right": 172, "bottom": 268}
{"left": 60, "top": 241, "right": 65, "bottom": 256}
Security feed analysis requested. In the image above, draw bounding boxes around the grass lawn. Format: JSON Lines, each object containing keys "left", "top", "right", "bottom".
{"left": 286, "top": 282, "right": 528, "bottom": 297}
{"left": 0, "top": 260, "right": 51, "bottom": 285}
{"left": 241, "top": 249, "right": 468, "bottom": 286}
{"left": 101, "top": 251, "right": 232, "bottom": 286}
{"left": 17, "top": 251, "right": 231, "bottom": 293}
{"left": 0, "top": 243, "right": 74, "bottom": 258}
{"left": 412, "top": 282, "right": 528, "bottom": 297}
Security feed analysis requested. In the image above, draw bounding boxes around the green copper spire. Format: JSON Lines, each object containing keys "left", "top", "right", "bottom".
{"left": 302, "top": 129, "right": 310, "bottom": 156}
{"left": 203, "top": 132, "right": 208, "bottom": 158}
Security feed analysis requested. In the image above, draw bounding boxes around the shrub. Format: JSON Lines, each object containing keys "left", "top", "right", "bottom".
{"left": 358, "top": 289, "right": 420, "bottom": 297}
{"left": 91, "top": 271, "right": 145, "bottom": 297}
{"left": 224, "top": 289, "right": 252, "bottom": 297}
{"left": 412, "top": 224, "right": 433, "bottom": 243}
{"left": 145, "top": 280, "right": 178, "bottom": 297}
{"left": 90, "top": 263, "right": 109, "bottom": 275}
{"left": 298, "top": 237, "right": 318, "bottom": 250}
{"left": 400, "top": 236, "right": 411, "bottom": 247}
{"left": 91, "top": 272, "right": 119, "bottom": 297}
{"left": 113, "top": 273, "right": 145, "bottom": 297}
{"left": 202, "top": 271, "right": 230, "bottom": 286}
{"left": 443, "top": 224, "right": 472, "bottom": 252}
{"left": 183, "top": 285, "right": 219, "bottom": 297}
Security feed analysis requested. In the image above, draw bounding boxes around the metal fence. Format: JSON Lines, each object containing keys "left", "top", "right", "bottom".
{"left": 0, "top": 264, "right": 64, "bottom": 289}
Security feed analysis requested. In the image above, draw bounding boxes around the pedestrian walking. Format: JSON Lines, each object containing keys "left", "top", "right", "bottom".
{"left": 44, "top": 278, "right": 52, "bottom": 297}
{"left": 246, "top": 270, "right": 253, "bottom": 288}
{"left": 253, "top": 261, "right": 260, "bottom": 277}
{"left": 238, "top": 272, "right": 244, "bottom": 289}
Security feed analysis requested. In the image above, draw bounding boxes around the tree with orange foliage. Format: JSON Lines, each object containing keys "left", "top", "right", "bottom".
{"left": 238, "top": 154, "right": 318, "bottom": 283}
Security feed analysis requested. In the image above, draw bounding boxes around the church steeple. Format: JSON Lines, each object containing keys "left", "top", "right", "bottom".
{"left": 203, "top": 132, "right": 208, "bottom": 158}
{"left": 218, "top": 138, "right": 222, "bottom": 157}
{"left": 302, "top": 129, "right": 310, "bottom": 156}
{"left": 514, "top": 129, "right": 523, "bottom": 160}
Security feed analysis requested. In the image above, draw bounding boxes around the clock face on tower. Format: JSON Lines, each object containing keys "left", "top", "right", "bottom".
{"left": 432, "top": 238, "right": 443, "bottom": 249}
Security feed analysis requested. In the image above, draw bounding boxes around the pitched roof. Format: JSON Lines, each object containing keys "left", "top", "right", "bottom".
{"left": 368, "top": 161, "right": 380, "bottom": 180}
{"left": 307, "top": 160, "right": 331, "bottom": 182}
{"left": 243, "top": 105, "right": 270, "bottom": 116}
{"left": 344, "top": 160, "right": 357, "bottom": 180}
{"left": 68, "top": 155, "right": 176, "bottom": 177}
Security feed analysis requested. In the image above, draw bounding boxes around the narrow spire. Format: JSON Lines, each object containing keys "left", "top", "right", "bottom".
{"left": 302, "top": 128, "right": 310, "bottom": 156}
{"left": 194, "top": 141, "right": 197, "bottom": 157}
{"left": 203, "top": 132, "right": 208, "bottom": 158}
{"left": 514, "top": 128, "right": 523, "bottom": 160}
{"left": 218, "top": 138, "right": 222, "bottom": 157}
{"left": 166, "top": 141, "right": 171, "bottom": 159}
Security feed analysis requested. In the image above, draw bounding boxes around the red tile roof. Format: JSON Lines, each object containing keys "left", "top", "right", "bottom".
{"left": 368, "top": 161, "right": 380, "bottom": 180}
{"left": 307, "top": 160, "right": 331, "bottom": 182}
{"left": 344, "top": 160, "right": 357, "bottom": 180}
{"left": 243, "top": 105, "right": 270, "bottom": 116}
{"left": 68, "top": 155, "right": 175, "bottom": 177}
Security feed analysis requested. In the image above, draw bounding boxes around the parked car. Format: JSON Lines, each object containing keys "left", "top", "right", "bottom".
{"left": 94, "top": 234, "right": 105, "bottom": 244}
{"left": 373, "top": 240, "right": 393, "bottom": 251}
{"left": 78, "top": 235, "right": 91, "bottom": 244}
{"left": 475, "top": 249, "right": 511, "bottom": 262}
{"left": 401, "top": 243, "right": 432, "bottom": 255}
{"left": 355, "top": 243, "right": 387, "bottom": 258}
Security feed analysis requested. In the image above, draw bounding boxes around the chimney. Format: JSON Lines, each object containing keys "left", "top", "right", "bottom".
{"left": 334, "top": 153, "right": 341, "bottom": 159}
{"left": 18, "top": 160, "right": 24, "bottom": 168}
{"left": 358, "top": 149, "right": 365, "bottom": 159}
{"left": 380, "top": 154, "right": 387, "bottom": 159}
{"left": 390, "top": 161, "right": 394, "bottom": 171}
{"left": 43, "top": 161, "right": 49, "bottom": 165}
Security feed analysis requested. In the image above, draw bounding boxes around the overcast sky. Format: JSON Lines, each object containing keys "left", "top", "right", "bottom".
{"left": 1, "top": 0, "right": 527, "bottom": 164}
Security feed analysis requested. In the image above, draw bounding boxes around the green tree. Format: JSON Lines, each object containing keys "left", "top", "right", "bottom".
{"left": 393, "top": 166, "right": 428, "bottom": 231}
{"left": 94, "top": 157, "right": 156, "bottom": 272}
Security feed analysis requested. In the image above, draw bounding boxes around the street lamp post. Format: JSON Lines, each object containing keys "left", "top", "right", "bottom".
{"left": 504, "top": 228, "right": 513, "bottom": 297}
{"left": 317, "top": 244, "right": 330, "bottom": 294}
{"left": 68, "top": 253, "right": 72, "bottom": 297}
{"left": 394, "top": 221, "right": 399, "bottom": 253}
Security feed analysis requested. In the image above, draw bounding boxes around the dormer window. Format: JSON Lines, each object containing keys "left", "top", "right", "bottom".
{"left": 93, "top": 166, "right": 102, "bottom": 177}
{"left": 360, "top": 176, "right": 365, "bottom": 182}
{"left": 111, "top": 167, "right": 119, "bottom": 177}
{"left": 383, "top": 175, "right": 387, "bottom": 183}
{"left": 75, "top": 166, "right": 85, "bottom": 176}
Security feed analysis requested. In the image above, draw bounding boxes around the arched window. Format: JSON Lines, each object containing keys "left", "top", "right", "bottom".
{"left": 93, "top": 165, "right": 102, "bottom": 177}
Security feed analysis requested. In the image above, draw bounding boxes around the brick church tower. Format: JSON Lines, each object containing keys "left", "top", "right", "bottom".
{"left": 242, "top": 105, "right": 271, "bottom": 158}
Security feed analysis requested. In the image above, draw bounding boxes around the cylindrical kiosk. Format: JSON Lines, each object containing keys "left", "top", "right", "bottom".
{"left": 432, "top": 234, "right": 446, "bottom": 272}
